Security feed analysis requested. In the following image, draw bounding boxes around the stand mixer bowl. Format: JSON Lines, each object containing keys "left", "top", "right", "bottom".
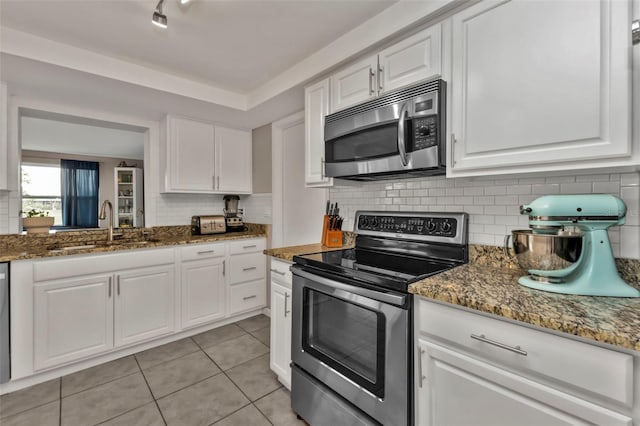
{"left": 507, "top": 230, "right": 583, "bottom": 282}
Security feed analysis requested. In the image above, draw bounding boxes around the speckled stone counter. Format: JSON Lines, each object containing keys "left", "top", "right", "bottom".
{"left": 263, "top": 232, "right": 356, "bottom": 262}
{"left": 410, "top": 245, "right": 640, "bottom": 352}
{"left": 0, "top": 224, "right": 268, "bottom": 262}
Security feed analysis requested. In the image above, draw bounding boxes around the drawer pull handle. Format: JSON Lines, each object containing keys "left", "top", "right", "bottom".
{"left": 197, "top": 250, "right": 215, "bottom": 255}
{"left": 243, "top": 245, "right": 257, "bottom": 249}
{"left": 243, "top": 295, "right": 257, "bottom": 300}
{"left": 470, "top": 334, "right": 527, "bottom": 356}
{"left": 418, "top": 347, "right": 425, "bottom": 388}
{"left": 243, "top": 267, "right": 257, "bottom": 272}
{"left": 270, "top": 269, "right": 286, "bottom": 276}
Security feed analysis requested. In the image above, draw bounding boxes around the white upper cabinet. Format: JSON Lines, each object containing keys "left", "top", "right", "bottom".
{"left": 215, "top": 126, "right": 252, "bottom": 194}
{"left": 305, "top": 78, "right": 333, "bottom": 187}
{"left": 0, "top": 82, "right": 8, "bottom": 191}
{"left": 162, "top": 115, "right": 252, "bottom": 194}
{"left": 378, "top": 25, "right": 442, "bottom": 94}
{"left": 164, "top": 116, "right": 215, "bottom": 192}
{"left": 330, "top": 25, "right": 443, "bottom": 112}
{"left": 448, "top": 0, "right": 632, "bottom": 176}
{"left": 331, "top": 56, "right": 378, "bottom": 112}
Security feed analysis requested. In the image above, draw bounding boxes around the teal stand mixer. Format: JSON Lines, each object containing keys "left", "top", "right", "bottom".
{"left": 516, "top": 194, "right": 640, "bottom": 297}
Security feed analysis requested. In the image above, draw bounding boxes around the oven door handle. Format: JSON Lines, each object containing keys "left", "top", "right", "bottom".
{"left": 293, "top": 267, "right": 407, "bottom": 307}
{"left": 397, "top": 102, "right": 409, "bottom": 167}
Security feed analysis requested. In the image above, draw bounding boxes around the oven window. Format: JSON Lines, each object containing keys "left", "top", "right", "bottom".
{"left": 302, "top": 288, "right": 385, "bottom": 397}
{"left": 325, "top": 122, "right": 401, "bottom": 163}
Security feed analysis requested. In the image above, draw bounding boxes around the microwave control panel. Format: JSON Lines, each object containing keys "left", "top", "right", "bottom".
{"left": 412, "top": 116, "right": 438, "bottom": 150}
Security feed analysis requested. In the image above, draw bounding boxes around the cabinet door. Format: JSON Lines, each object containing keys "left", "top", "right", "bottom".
{"left": 181, "top": 258, "right": 225, "bottom": 329}
{"left": 416, "top": 340, "right": 632, "bottom": 426}
{"left": 330, "top": 55, "right": 378, "bottom": 112}
{"left": 270, "top": 281, "right": 292, "bottom": 389}
{"left": 114, "top": 265, "right": 175, "bottom": 347}
{"left": 449, "top": 0, "right": 631, "bottom": 175}
{"left": 304, "top": 79, "right": 333, "bottom": 187}
{"left": 34, "top": 275, "right": 113, "bottom": 370}
{"left": 378, "top": 25, "right": 442, "bottom": 93}
{"left": 166, "top": 116, "right": 215, "bottom": 192}
{"left": 215, "top": 126, "right": 252, "bottom": 194}
{"left": 0, "top": 82, "right": 7, "bottom": 190}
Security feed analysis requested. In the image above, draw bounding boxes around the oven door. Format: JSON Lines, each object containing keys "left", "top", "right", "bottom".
{"left": 291, "top": 266, "right": 411, "bottom": 426}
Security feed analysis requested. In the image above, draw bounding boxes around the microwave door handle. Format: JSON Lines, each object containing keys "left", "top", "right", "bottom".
{"left": 397, "top": 103, "right": 409, "bottom": 166}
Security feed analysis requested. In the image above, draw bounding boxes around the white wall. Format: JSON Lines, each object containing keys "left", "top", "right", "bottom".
{"left": 329, "top": 171, "right": 640, "bottom": 259}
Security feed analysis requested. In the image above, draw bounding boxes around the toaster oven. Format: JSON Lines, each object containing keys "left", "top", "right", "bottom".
{"left": 191, "top": 215, "right": 226, "bottom": 235}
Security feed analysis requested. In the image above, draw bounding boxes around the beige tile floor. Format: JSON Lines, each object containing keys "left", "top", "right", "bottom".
{"left": 0, "top": 315, "right": 306, "bottom": 426}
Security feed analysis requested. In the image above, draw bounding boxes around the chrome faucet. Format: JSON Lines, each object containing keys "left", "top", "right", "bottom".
{"left": 99, "top": 200, "right": 122, "bottom": 242}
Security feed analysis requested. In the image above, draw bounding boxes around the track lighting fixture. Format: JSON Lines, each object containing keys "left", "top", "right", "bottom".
{"left": 151, "top": 0, "right": 168, "bottom": 29}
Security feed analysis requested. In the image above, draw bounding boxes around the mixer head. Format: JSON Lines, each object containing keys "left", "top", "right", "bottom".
{"left": 520, "top": 194, "right": 626, "bottom": 232}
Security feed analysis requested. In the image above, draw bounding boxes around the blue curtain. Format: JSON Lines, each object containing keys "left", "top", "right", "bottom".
{"left": 61, "top": 160, "right": 99, "bottom": 227}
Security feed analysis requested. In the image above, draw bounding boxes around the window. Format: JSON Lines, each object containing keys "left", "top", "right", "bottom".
{"left": 21, "top": 164, "right": 63, "bottom": 226}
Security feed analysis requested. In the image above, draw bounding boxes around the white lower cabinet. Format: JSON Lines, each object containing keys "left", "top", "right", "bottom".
{"left": 33, "top": 260, "right": 176, "bottom": 371}
{"left": 15, "top": 238, "right": 267, "bottom": 378}
{"left": 227, "top": 239, "right": 267, "bottom": 315}
{"left": 269, "top": 259, "right": 292, "bottom": 389}
{"left": 114, "top": 265, "right": 175, "bottom": 347}
{"left": 34, "top": 274, "right": 114, "bottom": 370}
{"left": 415, "top": 298, "right": 635, "bottom": 426}
{"left": 180, "top": 243, "right": 227, "bottom": 329}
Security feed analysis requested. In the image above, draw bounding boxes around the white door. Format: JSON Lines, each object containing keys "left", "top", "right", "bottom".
{"left": 304, "top": 78, "right": 333, "bottom": 187}
{"left": 416, "top": 340, "right": 631, "bottom": 426}
{"left": 216, "top": 126, "right": 252, "bottom": 193}
{"left": 378, "top": 25, "right": 442, "bottom": 93}
{"left": 166, "top": 116, "right": 215, "bottom": 192}
{"left": 181, "top": 258, "right": 226, "bottom": 329}
{"left": 449, "top": 0, "right": 631, "bottom": 175}
{"left": 272, "top": 112, "right": 328, "bottom": 248}
{"left": 33, "top": 274, "right": 113, "bottom": 370}
{"left": 114, "top": 265, "right": 175, "bottom": 347}
{"left": 269, "top": 281, "right": 292, "bottom": 389}
{"left": 331, "top": 55, "right": 378, "bottom": 112}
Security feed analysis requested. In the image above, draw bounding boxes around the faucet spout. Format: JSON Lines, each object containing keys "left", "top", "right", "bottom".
{"left": 99, "top": 200, "right": 115, "bottom": 242}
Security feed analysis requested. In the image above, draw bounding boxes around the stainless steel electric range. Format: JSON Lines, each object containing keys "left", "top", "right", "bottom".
{"left": 290, "top": 210, "right": 469, "bottom": 426}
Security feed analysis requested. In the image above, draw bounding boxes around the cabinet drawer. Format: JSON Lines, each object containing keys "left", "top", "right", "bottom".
{"left": 229, "top": 252, "right": 265, "bottom": 285}
{"left": 417, "top": 298, "right": 634, "bottom": 406}
{"left": 228, "top": 239, "right": 266, "bottom": 255}
{"left": 270, "top": 259, "right": 292, "bottom": 286}
{"left": 229, "top": 280, "right": 266, "bottom": 314}
{"left": 181, "top": 242, "right": 225, "bottom": 261}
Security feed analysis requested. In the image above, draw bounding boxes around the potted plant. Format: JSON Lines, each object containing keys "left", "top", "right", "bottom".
{"left": 22, "top": 209, "right": 54, "bottom": 234}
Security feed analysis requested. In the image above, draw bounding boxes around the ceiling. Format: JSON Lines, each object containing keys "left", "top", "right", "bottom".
{"left": 0, "top": 0, "right": 396, "bottom": 93}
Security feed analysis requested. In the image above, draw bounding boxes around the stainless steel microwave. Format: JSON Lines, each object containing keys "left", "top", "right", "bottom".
{"left": 324, "top": 78, "right": 446, "bottom": 181}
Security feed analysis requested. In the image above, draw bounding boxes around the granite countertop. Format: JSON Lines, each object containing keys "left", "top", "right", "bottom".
{"left": 263, "top": 232, "right": 356, "bottom": 262}
{"left": 409, "top": 263, "right": 640, "bottom": 352}
{"left": 266, "top": 239, "right": 639, "bottom": 352}
{"left": 0, "top": 225, "right": 268, "bottom": 262}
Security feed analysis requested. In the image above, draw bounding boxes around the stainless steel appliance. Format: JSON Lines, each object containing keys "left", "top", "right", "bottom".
{"left": 324, "top": 78, "right": 446, "bottom": 181}
{"left": 223, "top": 195, "right": 246, "bottom": 232}
{"left": 191, "top": 215, "right": 226, "bottom": 235}
{"left": 291, "top": 211, "right": 468, "bottom": 426}
{"left": 513, "top": 194, "right": 640, "bottom": 297}
{"left": 0, "top": 262, "right": 9, "bottom": 384}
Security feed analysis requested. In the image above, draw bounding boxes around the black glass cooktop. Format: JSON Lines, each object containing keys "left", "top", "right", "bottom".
{"left": 293, "top": 248, "right": 456, "bottom": 293}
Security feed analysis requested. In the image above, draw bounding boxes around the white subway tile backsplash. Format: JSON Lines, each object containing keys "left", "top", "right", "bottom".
{"left": 329, "top": 171, "right": 640, "bottom": 258}
{"left": 559, "top": 182, "right": 592, "bottom": 193}
{"left": 621, "top": 173, "right": 640, "bottom": 187}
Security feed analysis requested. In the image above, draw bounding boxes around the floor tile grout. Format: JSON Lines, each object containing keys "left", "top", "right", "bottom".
{"left": 61, "top": 368, "right": 141, "bottom": 399}
{"left": 133, "top": 356, "right": 168, "bottom": 426}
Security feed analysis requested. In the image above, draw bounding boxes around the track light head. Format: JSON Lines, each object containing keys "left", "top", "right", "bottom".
{"left": 152, "top": 0, "right": 167, "bottom": 28}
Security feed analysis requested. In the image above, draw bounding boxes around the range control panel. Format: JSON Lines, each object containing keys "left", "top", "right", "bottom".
{"left": 355, "top": 211, "right": 468, "bottom": 245}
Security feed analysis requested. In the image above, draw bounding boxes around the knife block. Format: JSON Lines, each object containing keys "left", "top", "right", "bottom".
{"left": 324, "top": 230, "right": 343, "bottom": 247}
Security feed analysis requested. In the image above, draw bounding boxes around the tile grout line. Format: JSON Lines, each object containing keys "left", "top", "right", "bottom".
{"left": 133, "top": 356, "right": 169, "bottom": 426}
{"left": 59, "top": 378, "right": 62, "bottom": 426}
{"left": 61, "top": 368, "right": 141, "bottom": 399}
